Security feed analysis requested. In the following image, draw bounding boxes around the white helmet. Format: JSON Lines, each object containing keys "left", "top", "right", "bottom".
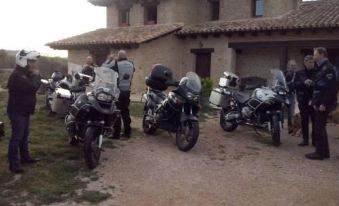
{"left": 15, "top": 49, "right": 40, "bottom": 68}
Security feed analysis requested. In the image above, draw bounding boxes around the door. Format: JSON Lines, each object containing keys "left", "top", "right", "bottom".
{"left": 192, "top": 49, "right": 213, "bottom": 78}
{"left": 90, "top": 49, "right": 110, "bottom": 66}
{"left": 328, "top": 49, "right": 339, "bottom": 69}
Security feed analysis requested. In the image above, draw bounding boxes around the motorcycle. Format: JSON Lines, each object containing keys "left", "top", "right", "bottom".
{"left": 42, "top": 71, "right": 65, "bottom": 110}
{"left": 41, "top": 72, "right": 91, "bottom": 116}
{"left": 65, "top": 67, "right": 120, "bottom": 169}
{"left": 142, "top": 67, "right": 202, "bottom": 152}
{"left": 209, "top": 69, "right": 289, "bottom": 147}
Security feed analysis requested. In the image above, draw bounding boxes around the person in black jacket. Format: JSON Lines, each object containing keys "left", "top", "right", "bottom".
{"left": 7, "top": 50, "right": 41, "bottom": 173}
{"left": 284, "top": 59, "right": 298, "bottom": 133}
{"left": 306, "top": 47, "right": 338, "bottom": 160}
{"left": 294, "top": 55, "right": 317, "bottom": 146}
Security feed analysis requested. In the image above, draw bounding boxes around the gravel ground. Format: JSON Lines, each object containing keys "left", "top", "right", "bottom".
{"left": 61, "top": 116, "right": 339, "bottom": 206}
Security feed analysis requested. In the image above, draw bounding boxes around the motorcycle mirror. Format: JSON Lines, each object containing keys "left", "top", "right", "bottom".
{"left": 41, "top": 79, "right": 49, "bottom": 85}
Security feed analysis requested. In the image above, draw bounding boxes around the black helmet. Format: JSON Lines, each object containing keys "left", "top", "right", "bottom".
{"left": 146, "top": 64, "right": 177, "bottom": 91}
{"left": 51, "top": 71, "right": 64, "bottom": 82}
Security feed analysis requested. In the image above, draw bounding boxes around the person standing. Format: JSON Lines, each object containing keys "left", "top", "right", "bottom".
{"left": 285, "top": 59, "right": 298, "bottom": 133}
{"left": 294, "top": 55, "right": 317, "bottom": 146}
{"left": 81, "top": 56, "right": 97, "bottom": 79}
{"left": 112, "top": 50, "right": 135, "bottom": 139}
{"left": 7, "top": 50, "right": 41, "bottom": 173}
{"left": 306, "top": 47, "right": 337, "bottom": 160}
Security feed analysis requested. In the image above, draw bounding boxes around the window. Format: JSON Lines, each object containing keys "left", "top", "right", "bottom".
{"left": 253, "top": 0, "right": 264, "bottom": 17}
{"left": 119, "top": 9, "right": 130, "bottom": 26}
{"left": 211, "top": 0, "right": 220, "bottom": 21}
{"left": 145, "top": 5, "right": 157, "bottom": 25}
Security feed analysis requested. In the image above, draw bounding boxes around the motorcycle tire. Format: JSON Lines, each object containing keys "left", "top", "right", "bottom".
{"left": 142, "top": 108, "right": 157, "bottom": 135}
{"left": 271, "top": 114, "right": 281, "bottom": 147}
{"left": 84, "top": 127, "right": 101, "bottom": 169}
{"left": 176, "top": 121, "right": 199, "bottom": 152}
{"left": 220, "top": 109, "right": 238, "bottom": 132}
{"left": 69, "top": 136, "right": 79, "bottom": 146}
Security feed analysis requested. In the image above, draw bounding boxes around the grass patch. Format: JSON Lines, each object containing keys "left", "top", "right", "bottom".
{"left": 76, "top": 190, "right": 111, "bottom": 204}
{"left": 129, "top": 102, "right": 144, "bottom": 118}
{"left": 0, "top": 70, "right": 10, "bottom": 89}
{"left": 0, "top": 77, "right": 110, "bottom": 205}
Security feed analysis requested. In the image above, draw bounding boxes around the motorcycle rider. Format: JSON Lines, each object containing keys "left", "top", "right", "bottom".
{"left": 7, "top": 50, "right": 41, "bottom": 173}
{"left": 284, "top": 59, "right": 298, "bottom": 134}
{"left": 294, "top": 55, "right": 316, "bottom": 147}
{"left": 306, "top": 47, "right": 338, "bottom": 160}
{"left": 112, "top": 50, "right": 135, "bottom": 139}
{"left": 81, "top": 56, "right": 97, "bottom": 80}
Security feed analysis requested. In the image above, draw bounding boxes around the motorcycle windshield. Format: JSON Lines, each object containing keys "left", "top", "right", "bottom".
{"left": 91, "top": 67, "right": 120, "bottom": 97}
{"left": 182, "top": 72, "right": 202, "bottom": 94}
{"left": 269, "top": 69, "right": 288, "bottom": 91}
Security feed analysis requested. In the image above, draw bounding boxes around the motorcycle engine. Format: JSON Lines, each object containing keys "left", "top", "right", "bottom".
{"left": 241, "top": 106, "right": 253, "bottom": 118}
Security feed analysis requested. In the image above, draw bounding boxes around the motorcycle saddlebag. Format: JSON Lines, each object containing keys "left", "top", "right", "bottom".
{"left": 209, "top": 88, "right": 229, "bottom": 107}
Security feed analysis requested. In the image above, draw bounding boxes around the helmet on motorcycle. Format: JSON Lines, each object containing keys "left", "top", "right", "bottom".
{"left": 146, "top": 64, "right": 176, "bottom": 91}
{"left": 51, "top": 71, "right": 65, "bottom": 82}
{"left": 15, "top": 49, "right": 40, "bottom": 68}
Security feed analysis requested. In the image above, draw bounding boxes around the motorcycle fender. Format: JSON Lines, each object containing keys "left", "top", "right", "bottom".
{"left": 180, "top": 113, "right": 198, "bottom": 123}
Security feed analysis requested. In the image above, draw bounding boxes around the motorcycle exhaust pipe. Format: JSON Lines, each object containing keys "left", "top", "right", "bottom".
{"left": 225, "top": 113, "right": 240, "bottom": 121}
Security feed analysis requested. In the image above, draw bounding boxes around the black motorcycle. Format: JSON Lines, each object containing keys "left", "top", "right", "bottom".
{"left": 142, "top": 66, "right": 202, "bottom": 151}
{"left": 210, "top": 69, "right": 288, "bottom": 146}
{"left": 65, "top": 67, "right": 120, "bottom": 169}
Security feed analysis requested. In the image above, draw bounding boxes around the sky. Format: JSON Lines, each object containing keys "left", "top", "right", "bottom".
{"left": 0, "top": 0, "right": 106, "bottom": 57}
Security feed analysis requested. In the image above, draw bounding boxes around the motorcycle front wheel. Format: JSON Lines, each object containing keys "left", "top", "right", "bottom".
{"left": 84, "top": 127, "right": 101, "bottom": 169}
{"left": 271, "top": 114, "right": 281, "bottom": 147}
{"left": 220, "top": 109, "right": 238, "bottom": 132}
{"left": 176, "top": 121, "right": 199, "bottom": 152}
{"left": 142, "top": 107, "right": 157, "bottom": 135}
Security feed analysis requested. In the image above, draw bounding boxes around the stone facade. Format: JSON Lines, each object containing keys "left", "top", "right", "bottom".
{"left": 106, "top": 0, "right": 301, "bottom": 28}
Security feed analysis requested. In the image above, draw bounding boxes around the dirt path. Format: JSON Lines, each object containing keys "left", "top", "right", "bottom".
{"left": 80, "top": 117, "right": 339, "bottom": 206}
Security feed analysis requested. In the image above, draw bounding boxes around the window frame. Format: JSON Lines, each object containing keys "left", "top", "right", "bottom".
{"left": 253, "top": 0, "right": 264, "bottom": 17}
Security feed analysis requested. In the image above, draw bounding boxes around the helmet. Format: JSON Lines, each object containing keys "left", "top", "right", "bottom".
{"left": 146, "top": 64, "right": 176, "bottom": 91}
{"left": 51, "top": 71, "right": 65, "bottom": 82}
{"left": 15, "top": 49, "right": 40, "bottom": 68}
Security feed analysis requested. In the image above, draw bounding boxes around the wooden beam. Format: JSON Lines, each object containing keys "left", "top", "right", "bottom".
{"left": 190, "top": 48, "right": 215, "bottom": 54}
{"left": 229, "top": 40, "right": 339, "bottom": 49}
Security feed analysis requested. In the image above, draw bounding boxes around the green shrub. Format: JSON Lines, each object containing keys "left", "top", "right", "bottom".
{"left": 201, "top": 78, "right": 213, "bottom": 97}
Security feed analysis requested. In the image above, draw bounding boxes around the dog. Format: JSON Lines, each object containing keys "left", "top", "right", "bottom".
{"left": 290, "top": 113, "right": 302, "bottom": 137}
{"left": 289, "top": 106, "right": 339, "bottom": 137}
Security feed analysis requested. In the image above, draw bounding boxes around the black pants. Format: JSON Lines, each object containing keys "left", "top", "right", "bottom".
{"left": 298, "top": 103, "right": 316, "bottom": 144}
{"left": 114, "top": 91, "right": 131, "bottom": 135}
{"left": 314, "top": 110, "right": 330, "bottom": 157}
{"left": 8, "top": 112, "right": 31, "bottom": 168}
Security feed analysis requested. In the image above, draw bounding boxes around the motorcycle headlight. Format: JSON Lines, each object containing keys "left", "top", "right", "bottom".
{"left": 96, "top": 92, "right": 113, "bottom": 102}
{"left": 186, "top": 92, "right": 199, "bottom": 102}
{"left": 278, "top": 91, "right": 287, "bottom": 96}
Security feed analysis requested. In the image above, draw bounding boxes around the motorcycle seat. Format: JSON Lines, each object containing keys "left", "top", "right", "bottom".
{"left": 234, "top": 91, "right": 250, "bottom": 104}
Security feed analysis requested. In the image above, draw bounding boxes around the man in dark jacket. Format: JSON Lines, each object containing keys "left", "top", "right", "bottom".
{"left": 306, "top": 47, "right": 338, "bottom": 160}
{"left": 294, "top": 55, "right": 317, "bottom": 146}
{"left": 284, "top": 59, "right": 298, "bottom": 133}
{"left": 7, "top": 50, "right": 41, "bottom": 173}
{"left": 112, "top": 50, "right": 135, "bottom": 140}
{"left": 81, "top": 56, "right": 97, "bottom": 79}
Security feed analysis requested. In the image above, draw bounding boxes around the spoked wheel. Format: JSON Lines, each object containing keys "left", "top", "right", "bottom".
{"left": 142, "top": 107, "right": 157, "bottom": 135}
{"left": 176, "top": 121, "right": 199, "bottom": 152}
{"left": 220, "top": 109, "right": 238, "bottom": 132}
{"left": 84, "top": 127, "right": 101, "bottom": 169}
{"left": 271, "top": 114, "right": 281, "bottom": 147}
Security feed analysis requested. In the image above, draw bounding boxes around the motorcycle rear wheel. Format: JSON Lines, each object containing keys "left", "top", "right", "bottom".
{"left": 220, "top": 109, "right": 238, "bottom": 132}
{"left": 84, "top": 127, "right": 101, "bottom": 169}
{"left": 176, "top": 121, "right": 199, "bottom": 152}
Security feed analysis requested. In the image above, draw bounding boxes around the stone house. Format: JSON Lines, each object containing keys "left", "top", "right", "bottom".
{"left": 47, "top": 0, "right": 339, "bottom": 93}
